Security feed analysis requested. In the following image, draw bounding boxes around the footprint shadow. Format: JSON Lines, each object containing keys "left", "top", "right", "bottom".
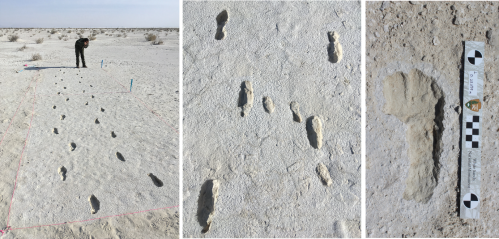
{"left": 116, "top": 152, "right": 125, "bottom": 162}
{"left": 306, "top": 116, "right": 319, "bottom": 149}
{"left": 148, "top": 173, "right": 164, "bottom": 187}
{"left": 88, "top": 195, "right": 100, "bottom": 214}
{"left": 215, "top": 10, "right": 229, "bottom": 40}
{"left": 197, "top": 180, "right": 216, "bottom": 233}
{"left": 237, "top": 82, "right": 248, "bottom": 117}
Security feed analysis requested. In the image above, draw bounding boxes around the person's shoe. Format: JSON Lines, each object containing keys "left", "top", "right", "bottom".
{"left": 76, "top": 65, "right": 79, "bottom": 68}
{"left": 82, "top": 65, "right": 87, "bottom": 68}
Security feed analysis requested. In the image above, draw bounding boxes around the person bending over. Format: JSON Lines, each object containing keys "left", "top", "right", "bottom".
{"left": 75, "top": 38, "right": 89, "bottom": 68}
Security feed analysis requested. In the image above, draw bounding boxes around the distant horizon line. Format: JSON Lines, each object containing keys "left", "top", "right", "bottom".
{"left": 0, "top": 27, "right": 179, "bottom": 29}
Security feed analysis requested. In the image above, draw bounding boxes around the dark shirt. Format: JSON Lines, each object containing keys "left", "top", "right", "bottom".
{"left": 75, "top": 38, "right": 89, "bottom": 49}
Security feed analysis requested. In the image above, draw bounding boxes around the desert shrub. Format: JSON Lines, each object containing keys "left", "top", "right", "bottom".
{"left": 145, "top": 33, "right": 157, "bottom": 41}
{"left": 50, "top": 29, "right": 57, "bottom": 34}
{"left": 100, "top": 29, "right": 105, "bottom": 34}
{"left": 8, "top": 35, "right": 19, "bottom": 42}
{"left": 165, "top": 33, "right": 168, "bottom": 36}
{"left": 18, "top": 44, "right": 27, "bottom": 51}
{"left": 151, "top": 39, "right": 164, "bottom": 45}
{"left": 80, "top": 30, "right": 85, "bottom": 34}
{"left": 63, "top": 37, "right": 68, "bottom": 41}
{"left": 123, "top": 33, "right": 127, "bottom": 38}
{"left": 58, "top": 35, "right": 63, "bottom": 40}
{"left": 67, "top": 30, "right": 72, "bottom": 33}
{"left": 89, "top": 34, "right": 96, "bottom": 40}
{"left": 116, "top": 34, "right": 122, "bottom": 37}
{"left": 36, "top": 38, "right": 44, "bottom": 44}
{"left": 31, "top": 53, "right": 42, "bottom": 61}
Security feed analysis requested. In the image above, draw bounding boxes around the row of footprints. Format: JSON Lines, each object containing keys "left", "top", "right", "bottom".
{"left": 57, "top": 167, "right": 163, "bottom": 214}
{"left": 199, "top": 82, "right": 334, "bottom": 234}
{"left": 50, "top": 71, "right": 164, "bottom": 214}
{"left": 214, "top": 10, "right": 343, "bottom": 63}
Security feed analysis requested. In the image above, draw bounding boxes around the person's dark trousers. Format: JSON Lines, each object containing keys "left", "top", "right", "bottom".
{"left": 75, "top": 47, "right": 86, "bottom": 67}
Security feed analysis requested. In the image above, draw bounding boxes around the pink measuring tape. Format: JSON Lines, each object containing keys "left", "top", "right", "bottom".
{"left": 1, "top": 226, "right": 11, "bottom": 236}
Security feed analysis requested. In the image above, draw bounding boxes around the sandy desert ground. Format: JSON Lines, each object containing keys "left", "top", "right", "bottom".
{"left": 366, "top": 1, "right": 499, "bottom": 237}
{"left": 183, "top": 1, "right": 361, "bottom": 238}
{"left": 0, "top": 28, "right": 179, "bottom": 238}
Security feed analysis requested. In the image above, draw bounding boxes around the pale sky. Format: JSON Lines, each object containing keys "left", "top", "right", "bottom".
{"left": 0, "top": 0, "right": 179, "bottom": 28}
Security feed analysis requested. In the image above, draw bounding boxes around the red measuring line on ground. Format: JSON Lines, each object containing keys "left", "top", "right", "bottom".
{"left": 6, "top": 205, "right": 179, "bottom": 233}
{"left": 0, "top": 71, "right": 40, "bottom": 149}
{"left": 2, "top": 69, "right": 179, "bottom": 237}
{"left": 101, "top": 69, "right": 179, "bottom": 134}
{"left": 5, "top": 70, "right": 40, "bottom": 231}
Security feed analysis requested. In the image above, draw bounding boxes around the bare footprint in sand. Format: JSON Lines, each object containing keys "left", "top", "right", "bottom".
{"left": 60, "top": 115, "right": 65, "bottom": 120}
{"left": 111, "top": 131, "right": 117, "bottom": 138}
{"left": 198, "top": 180, "right": 220, "bottom": 233}
{"left": 306, "top": 116, "right": 323, "bottom": 149}
{"left": 101, "top": 108, "right": 105, "bottom": 112}
{"left": 238, "top": 81, "right": 254, "bottom": 117}
{"left": 95, "top": 118, "right": 100, "bottom": 124}
{"left": 88, "top": 194, "right": 100, "bottom": 214}
{"left": 316, "top": 163, "right": 332, "bottom": 186}
{"left": 263, "top": 96, "right": 275, "bottom": 113}
{"left": 53, "top": 106, "right": 56, "bottom": 109}
{"left": 116, "top": 152, "right": 125, "bottom": 161}
{"left": 215, "top": 10, "right": 229, "bottom": 40}
{"left": 69, "top": 142, "right": 76, "bottom": 151}
{"left": 148, "top": 173, "right": 164, "bottom": 187}
{"left": 290, "top": 101, "right": 302, "bottom": 123}
{"left": 53, "top": 128, "right": 59, "bottom": 134}
{"left": 327, "top": 31, "right": 343, "bottom": 63}
{"left": 58, "top": 166, "right": 67, "bottom": 181}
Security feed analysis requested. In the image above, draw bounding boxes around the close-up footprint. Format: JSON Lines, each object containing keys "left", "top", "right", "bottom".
{"left": 88, "top": 194, "right": 100, "bottom": 214}
{"left": 215, "top": 10, "right": 228, "bottom": 40}
{"left": 58, "top": 166, "right": 67, "bottom": 181}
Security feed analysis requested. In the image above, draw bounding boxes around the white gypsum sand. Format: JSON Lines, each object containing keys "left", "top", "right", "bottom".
{"left": 183, "top": 1, "right": 361, "bottom": 237}
{"left": 0, "top": 28, "right": 179, "bottom": 238}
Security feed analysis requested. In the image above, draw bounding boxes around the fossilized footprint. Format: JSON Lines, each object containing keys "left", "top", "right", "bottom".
{"left": 197, "top": 179, "right": 220, "bottom": 233}
{"left": 383, "top": 68, "right": 444, "bottom": 203}
{"left": 238, "top": 81, "right": 254, "bottom": 117}
{"left": 327, "top": 31, "right": 343, "bottom": 63}
{"left": 215, "top": 10, "right": 229, "bottom": 40}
